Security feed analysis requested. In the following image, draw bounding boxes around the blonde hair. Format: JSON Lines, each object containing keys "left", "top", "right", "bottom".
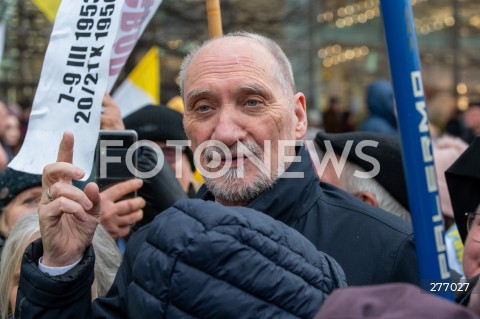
{"left": 0, "top": 214, "right": 121, "bottom": 318}
{"left": 0, "top": 214, "right": 38, "bottom": 319}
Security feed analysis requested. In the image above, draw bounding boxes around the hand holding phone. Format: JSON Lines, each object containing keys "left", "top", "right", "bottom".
{"left": 99, "top": 178, "right": 145, "bottom": 239}
{"left": 95, "top": 129, "right": 138, "bottom": 198}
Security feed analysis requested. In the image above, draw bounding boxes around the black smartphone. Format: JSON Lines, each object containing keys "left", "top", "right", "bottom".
{"left": 95, "top": 129, "right": 138, "bottom": 198}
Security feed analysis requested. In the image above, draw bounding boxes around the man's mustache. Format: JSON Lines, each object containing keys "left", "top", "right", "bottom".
{"left": 203, "top": 141, "right": 263, "bottom": 164}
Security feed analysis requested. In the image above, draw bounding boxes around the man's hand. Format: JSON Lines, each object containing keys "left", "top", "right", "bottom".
{"left": 100, "top": 92, "right": 125, "bottom": 130}
{"left": 39, "top": 131, "right": 101, "bottom": 267}
{"left": 99, "top": 179, "right": 145, "bottom": 239}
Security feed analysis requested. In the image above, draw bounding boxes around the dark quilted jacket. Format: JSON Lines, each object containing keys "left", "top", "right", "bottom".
{"left": 17, "top": 199, "right": 346, "bottom": 319}
{"left": 198, "top": 146, "right": 419, "bottom": 286}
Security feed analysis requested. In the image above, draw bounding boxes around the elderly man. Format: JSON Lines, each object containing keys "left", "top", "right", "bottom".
{"left": 180, "top": 32, "right": 417, "bottom": 285}
{"left": 17, "top": 32, "right": 417, "bottom": 318}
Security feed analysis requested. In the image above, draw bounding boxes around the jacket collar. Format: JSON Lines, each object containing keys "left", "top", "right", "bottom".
{"left": 196, "top": 144, "right": 322, "bottom": 223}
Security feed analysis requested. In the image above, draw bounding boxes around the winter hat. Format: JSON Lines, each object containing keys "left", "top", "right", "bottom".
{"left": 314, "top": 283, "right": 480, "bottom": 319}
{"left": 315, "top": 131, "right": 409, "bottom": 211}
{"left": 124, "top": 104, "right": 187, "bottom": 141}
{"left": 124, "top": 104, "right": 194, "bottom": 170}
{"left": 0, "top": 167, "right": 42, "bottom": 210}
{"left": 432, "top": 136, "right": 468, "bottom": 220}
{"left": 446, "top": 136, "right": 480, "bottom": 243}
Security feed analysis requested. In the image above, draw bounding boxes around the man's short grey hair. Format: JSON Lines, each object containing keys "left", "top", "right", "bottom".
{"left": 0, "top": 214, "right": 121, "bottom": 317}
{"left": 339, "top": 160, "right": 411, "bottom": 221}
{"left": 178, "top": 31, "right": 296, "bottom": 99}
{"left": 315, "top": 146, "right": 410, "bottom": 221}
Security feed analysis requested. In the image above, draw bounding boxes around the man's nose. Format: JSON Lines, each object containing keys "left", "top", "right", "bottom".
{"left": 211, "top": 107, "right": 247, "bottom": 146}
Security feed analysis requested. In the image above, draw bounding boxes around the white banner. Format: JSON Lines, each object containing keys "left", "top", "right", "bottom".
{"left": 9, "top": 0, "right": 162, "bottom": 179}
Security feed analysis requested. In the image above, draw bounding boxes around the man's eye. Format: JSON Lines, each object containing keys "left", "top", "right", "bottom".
{"left": 246, "top": 100, "right": 258, "bottom": 107}
{"left": 198, "top": 105, "right": 210, "bottom": 112}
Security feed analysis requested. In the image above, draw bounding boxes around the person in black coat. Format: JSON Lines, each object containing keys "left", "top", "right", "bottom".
{"left": 18, "top": 31, "right": 418, "bottom": 318}
{"left": 17, "top": 198, "right": 346, "bottom": 318}
{"left": 446, "top": 136, "right": 480, "bottom": 314}
{"left": 182, "top": 32, "right": 418, "bottom": 286}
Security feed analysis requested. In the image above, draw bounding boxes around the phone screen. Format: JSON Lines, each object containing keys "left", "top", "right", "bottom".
{"left": 95, "top": 130, "right": 138, "bottom": 197}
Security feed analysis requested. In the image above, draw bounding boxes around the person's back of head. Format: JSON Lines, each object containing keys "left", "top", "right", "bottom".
{"left": 338, "top": 159, "right": 410, "bottom": 221}
{"left": 314, "top": 131, "right": 410, "bottom": 220}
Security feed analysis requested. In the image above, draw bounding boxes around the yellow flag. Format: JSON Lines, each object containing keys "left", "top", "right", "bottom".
{"left": 166, "top": 96, "right": 184, "bottom": 114}
{"left": 129, "top": 46, "right": 160, "bottom": 104}
{"left": 32, "top": 0, "right": 61, "bottom": 22}
{"left": 112, "top": 46, "right": 160, "bottom": 117}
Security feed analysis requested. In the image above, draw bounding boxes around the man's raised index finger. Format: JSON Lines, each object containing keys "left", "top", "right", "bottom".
{"left": 57, "top": 131, "right": 74, "bottom": 163}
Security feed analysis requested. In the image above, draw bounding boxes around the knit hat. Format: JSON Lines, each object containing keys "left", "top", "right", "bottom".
{"left": 445, "top": 136, "right": 480, "bottom": 243}
{"left": 123, "top": 104, "right": 194, "bottom": 170}
{"left": 314, "top": 131, "right": 409, "bottom": 211}
{"left": 0, "top": 167, "right": 42, "bottom": 210}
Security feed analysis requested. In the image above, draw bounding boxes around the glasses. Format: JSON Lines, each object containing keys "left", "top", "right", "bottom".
{"left": 466, "top": 212, "right": 480, "bottom": 240}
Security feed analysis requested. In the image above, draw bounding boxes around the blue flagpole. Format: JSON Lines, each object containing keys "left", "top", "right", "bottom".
{"left": 379, "top": 0, "right": 453, "bottom": 299}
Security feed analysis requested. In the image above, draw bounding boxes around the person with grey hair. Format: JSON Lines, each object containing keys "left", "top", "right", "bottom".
{"left": 314, "top": 131, "right": 411, "bottom": 221}
{"left": 332, "top": 158, "right": 410, "bottom": 220}
{"left": 0, "top": 213, "right": 121, "bottom": 319}
{"left": 16, "top": 31, "right": 417, "bottom": 318}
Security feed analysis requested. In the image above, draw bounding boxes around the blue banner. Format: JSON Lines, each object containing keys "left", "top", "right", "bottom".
{"left": 379, "top": 0, "right": 452, "bottom": 299}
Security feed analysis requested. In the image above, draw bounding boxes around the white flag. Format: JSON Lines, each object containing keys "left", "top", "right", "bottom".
{"left": 113, "top": 46, "right": 160, "bottom": 117}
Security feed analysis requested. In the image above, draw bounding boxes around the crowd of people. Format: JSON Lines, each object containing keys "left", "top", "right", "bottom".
{"left": 1, "top": 31, "right": 480, "bottom": 318}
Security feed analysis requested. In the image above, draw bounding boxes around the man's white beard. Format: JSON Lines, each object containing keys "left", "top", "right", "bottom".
{"left": 203, "top": 140, "right": 278, "bottom": 204}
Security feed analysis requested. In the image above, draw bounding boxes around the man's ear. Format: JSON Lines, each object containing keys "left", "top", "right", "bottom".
{"left": 293, "top": 92, "right": 307, "bottom": 139}
{"left": 355, "top": 191, "right": 379, "bottom": 208}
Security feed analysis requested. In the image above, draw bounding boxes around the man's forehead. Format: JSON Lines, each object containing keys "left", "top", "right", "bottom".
{"left": 204, "top": 36, "right": 261, "bottom": 50}
{"left": 16, "top": 186, "right": 43, "bottom": 199}
{"left": 185, "top": 38, "right": 276, "bottom": 89}
{"left": 193, "top": 36, "right": 270, "bottom": 64}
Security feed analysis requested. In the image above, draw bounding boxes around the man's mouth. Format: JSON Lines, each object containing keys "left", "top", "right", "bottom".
{"left": 220, "top": 153, "right": 242, "bottom": 167}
